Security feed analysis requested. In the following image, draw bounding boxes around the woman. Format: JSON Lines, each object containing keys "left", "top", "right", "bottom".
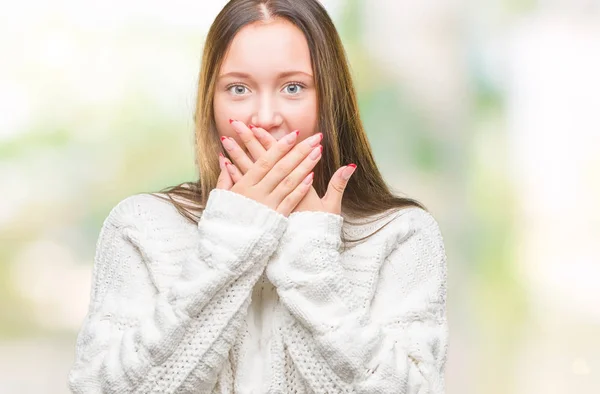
{"left": 68, "top": 0, "right": 449, "bottom": 393}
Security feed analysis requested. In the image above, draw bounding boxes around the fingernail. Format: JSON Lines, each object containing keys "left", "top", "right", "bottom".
{"left": 342, "top": 163, "right": 357, "bottom": 180}
{"left": 230, "top": 121, "right": 244, "bottom": 134}
{"left": 307, "top": 132, "right": 323, "bottom": 147}
{"left": 285, "top": 130, "right": 298, "bottom": 144}
{"left": 224, "top": 161, "right": 234, "bottom": 173}
{"left": 221, "top": 137, "right": 235, "bottom": 151}
{"left": 252, "top": 127, "right": 264, "bottom": 139}
{"left": 294, "top": 130, "right": 300, "bottom": 136}
{"left": 249, "top": 124, "right": 256, "bottom": 129}
{"left": 309, "top": 145, "right": 322, "bottom": 160}
{"left": 303, "top": 172, "right": 314, "bottom": 185}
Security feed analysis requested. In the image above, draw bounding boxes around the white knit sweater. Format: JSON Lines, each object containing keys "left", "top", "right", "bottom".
{"left": 68, "top": 188, "right": 448, "bottom": 394}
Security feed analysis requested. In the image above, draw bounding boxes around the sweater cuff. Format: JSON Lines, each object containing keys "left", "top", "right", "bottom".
{"left": 284, "top": 211, "right": 343, "bottom": 242}
{"left": 203, "top": 188, "right": 288, "bottom": 235}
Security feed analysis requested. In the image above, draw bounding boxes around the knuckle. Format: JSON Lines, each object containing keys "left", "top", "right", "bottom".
{"left": 257, "top": 158, "right": 271, "bottom": 171}
{"left": 281, "top": 175, "right": 296, "bottom": 189}
{"left": 332, "top": 183, "right": 345, "bottom": 194}
{"left": 276, "top": 160, "right": 295, "bottom": 175}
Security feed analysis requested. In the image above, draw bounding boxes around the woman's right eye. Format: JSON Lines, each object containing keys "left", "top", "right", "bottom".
{"left": 227, "top": 85, "right": 249, "bottom": 95}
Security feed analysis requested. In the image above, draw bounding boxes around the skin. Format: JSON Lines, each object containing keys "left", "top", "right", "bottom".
{"left": 213, "top": 18, "right": 318, "bottom": 148}
{"left": 213, "top": 18, "right": 356, "bottom": 215}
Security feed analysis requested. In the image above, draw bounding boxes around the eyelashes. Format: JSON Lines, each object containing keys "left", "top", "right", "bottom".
{"left": 225, "top": 81, "right": 307, "bottom": 96}
{"left": 227, "top": 84, "right": 249, "bottom": 95}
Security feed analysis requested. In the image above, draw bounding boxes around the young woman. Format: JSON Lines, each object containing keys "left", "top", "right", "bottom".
{"left": 68, "top": 0, "right": 449, "bottom": 393}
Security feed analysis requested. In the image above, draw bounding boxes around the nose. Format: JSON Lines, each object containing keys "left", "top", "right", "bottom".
{"left": 251, "top": 94, "right": 282, "bottom": 133}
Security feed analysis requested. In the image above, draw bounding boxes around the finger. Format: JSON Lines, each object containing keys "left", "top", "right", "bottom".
{"left": 322, "top": 164, "right": 357, "bottom": 213}
{"left": 220, "top": 136, "right": 254, "bottom": 173}
{"left": 258, "top": 132, "right": 323, "bottom": 193}
{"left": 270, "top": 144, "right": 322, "bottom": 203}
{"left": 242, "top": 130, "right": 300, "bottom": 186}
{"left": 249, "top": 125, "right": 277, "bottom": 150}
{"left": 215, "top": 153, "right": 233, "bottom": 190}
{"left": 224, "top": 160, "right": 243, "bottom": 183}
{"left": 231, "top": 120, "right": 267, "bottom": 162}
{"left": 276, "top": 172, "right": 314, "bottom": 216}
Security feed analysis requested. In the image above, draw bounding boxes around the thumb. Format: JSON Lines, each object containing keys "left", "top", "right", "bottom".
{"left": 322, "top": 164, "right": 357, "bottom": 213}
{"left": 215, "top": 153, "right": 233, "bottom": 190}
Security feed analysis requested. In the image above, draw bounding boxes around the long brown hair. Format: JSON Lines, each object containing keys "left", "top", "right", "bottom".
{"left": 152, "top": 0, "right": 427, "bottom": 244}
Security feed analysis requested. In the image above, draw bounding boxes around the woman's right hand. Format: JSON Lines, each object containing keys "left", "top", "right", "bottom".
{"left": 217, "top": 130, "right": 323, "bottom": 216}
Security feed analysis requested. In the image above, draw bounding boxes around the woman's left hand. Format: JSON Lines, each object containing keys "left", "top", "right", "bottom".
{"left": 221, "top": 120, "right": 357, "bottom": 215}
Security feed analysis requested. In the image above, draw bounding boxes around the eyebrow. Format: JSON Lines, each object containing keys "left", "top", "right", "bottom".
{"left": 218, "top": 70, "right": 313, "bottom": 79}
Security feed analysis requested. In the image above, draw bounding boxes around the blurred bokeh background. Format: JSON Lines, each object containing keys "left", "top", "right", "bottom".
{"left": 1, "top": 0, "right": 599, "bottom": 392}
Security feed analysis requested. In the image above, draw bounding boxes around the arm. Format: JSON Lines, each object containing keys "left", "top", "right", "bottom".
{"left": 266, "top": 208, "right": 448, "bottom": 393}
{"left": 68, "top": 188, "right": 288, "bottom": 394}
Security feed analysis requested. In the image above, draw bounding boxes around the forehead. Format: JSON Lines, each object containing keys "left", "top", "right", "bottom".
{"left": 220, "top": 18, "right": 313, "bottom": 75}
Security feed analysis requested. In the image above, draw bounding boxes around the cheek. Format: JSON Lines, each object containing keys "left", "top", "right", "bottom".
{"left": 213, "top": 94, "right": 243, "bottom": 139}
{"left": 285, "top": 98, "right": 318, "bottom": 139}
{"left": 213, "top": 96, "right": 228, "bottom": 137}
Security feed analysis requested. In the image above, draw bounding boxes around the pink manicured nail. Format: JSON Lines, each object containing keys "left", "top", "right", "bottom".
{"left": 342, "top": 163, "right": 357, "bottom": 180}
{"left": 251, "top": 127, "right": 263, "bottom": 138}
{"left": 220, "top": 136, "right": 227, "bottom": 141}
{"left": 309, "top": 145, "right": 322, "bottom": 160}
{"left": 294, "top": 130, "right": 300, "bottom": 136}
{"left": 284, "top": 131, "right": 298, "bottom": 144}
{"left": 221, "top": 137, "right": 235, "bottom": 150}
{"left": 229, "top": 119, "right": 235, "bottom": 124}
{"left": 226, "top": 162, "right": 236, "bottom": 175}
{"left": 307, "top": 133, "right": 323, "bottom": 147}
{"left": 303, "top": 172, "right": 314, "bottom": 185}
{"left": 249, "top": 124, "right": 256, "bottom": 129}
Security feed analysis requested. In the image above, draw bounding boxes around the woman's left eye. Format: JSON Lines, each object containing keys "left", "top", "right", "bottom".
{"left": 283, "top": 83, "right": 303, "bottom": 95}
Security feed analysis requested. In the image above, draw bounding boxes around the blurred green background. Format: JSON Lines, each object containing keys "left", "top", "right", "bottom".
{"left": 1, "top": 0, "right": 599, "bottom": 393}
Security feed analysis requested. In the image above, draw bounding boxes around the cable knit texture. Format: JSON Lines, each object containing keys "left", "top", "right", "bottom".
{"left": 68, "top": 188, "right": 448, "bottom": 394}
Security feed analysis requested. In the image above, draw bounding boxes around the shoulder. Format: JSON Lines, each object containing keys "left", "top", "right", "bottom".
{"left": 396, "top": 207, "right": 444, "bottom": 241}
{"left": 95, "top": 193, "right": 199, "bottom": 286}
{"left": 384, "top": 207, "right": 448, "bottom": 290}
{"left": 360, "top": 206, "right": 446, "bottom": 265}
{"left": 346, "top": 206, "right": 444, "bottom": 244}
{"left": 103, "top": 193, "right": 194, "bottom": 232}
{"left": 388, "top": 207, "right": 446, "bottom": 256}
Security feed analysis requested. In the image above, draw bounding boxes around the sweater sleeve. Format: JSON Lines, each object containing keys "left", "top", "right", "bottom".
{"left": 266, "top": 208, "right": 448, "bottom": 393}
{"left": 68, "top": 188, "right": 288, "bottom": 394}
